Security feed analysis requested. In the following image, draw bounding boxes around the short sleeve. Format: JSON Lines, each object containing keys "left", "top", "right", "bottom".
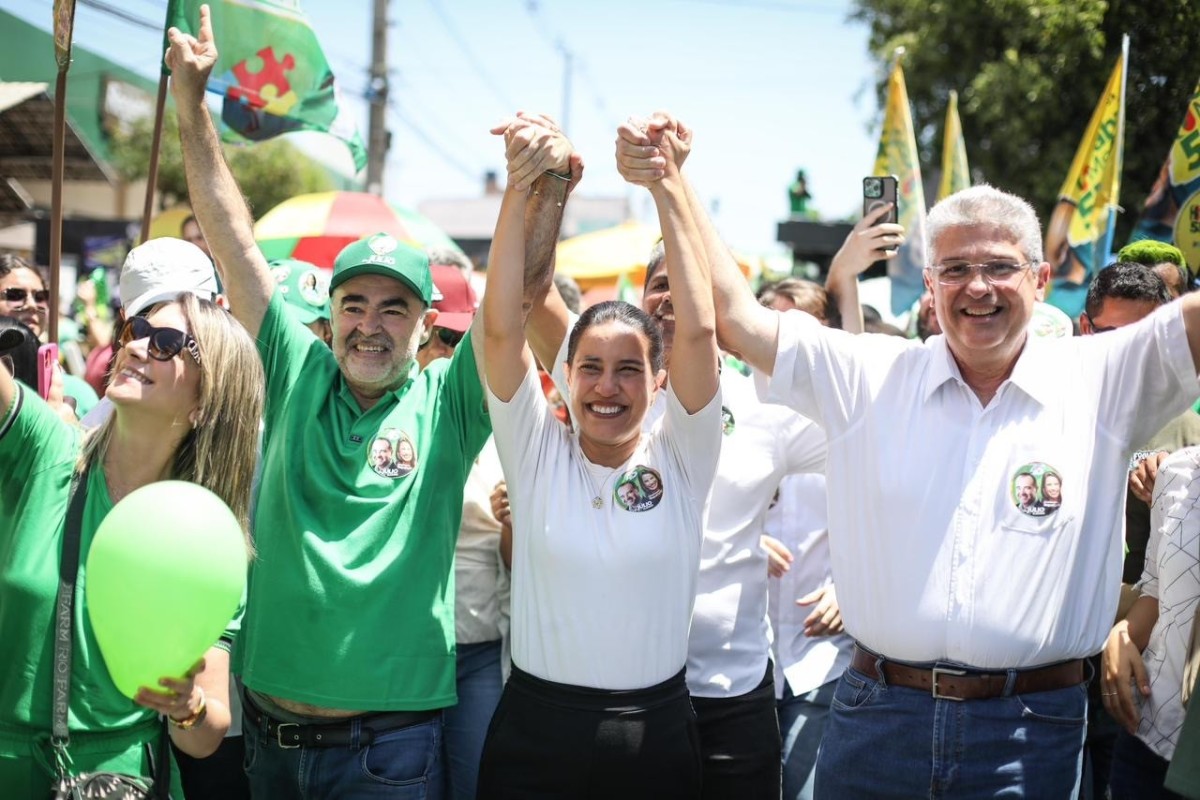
{"left": 486, "top": 364, "right": 555, "bottom": 486}
{"left": 0, "top": 383, "right": 80, "bottom": 479}
{"left": 1090, "top": 302, "right": 1200, "bottom": 448}
{"left": 257, "top": 291, "right": 338, "bottom": 417}
{"left": 755, "top": 310, "right": 912, "bottom": 432}
{"left": 660, "top": 383, "right": 723, "bottom": 507}
{"left": 0, "top": 385, "right": 81, "bottom": 544}
{"left": 439, "top": 329, "right": 492, "bottom": 458}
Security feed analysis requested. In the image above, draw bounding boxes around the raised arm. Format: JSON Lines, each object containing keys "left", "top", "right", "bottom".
{"left": 167, "top": 4, "right": 273, "bottom": 337}
{"left": 640, "top": 117, "right": 718, "bottom": 412}
{"left": 483, "top": 178, "right": 534, "bottom": 402}
{"left": 473, "top": 115, "right": 581, "bottom": 379}
{"left": 825, "top": 204, "right": 904, "bottom": 334}
{"left": 615, "top": 120, "right": 778, "bottom": 375}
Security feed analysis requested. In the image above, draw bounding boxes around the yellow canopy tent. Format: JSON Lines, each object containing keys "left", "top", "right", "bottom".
{"left": 555, "top": 220, "right": 755, "bottom": 294}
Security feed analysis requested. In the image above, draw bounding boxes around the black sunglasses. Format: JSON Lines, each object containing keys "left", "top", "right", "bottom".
{"left": 435, "top": 327, "right": 464, "bottom": 347}
{"left": 117, "top": 316, "right": 202, "bottom": 364}
{"left": 2, "top": 287, "right": 50, "bottom": 305}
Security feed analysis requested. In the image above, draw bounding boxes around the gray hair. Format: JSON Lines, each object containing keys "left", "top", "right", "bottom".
{"left": 426, "top": 247, "right": 473, "bottom": 274}
{"left": 926, "top": 185, "right": 1043, "bottom": 265}
{"left": 553, "top": 272, "right": 583, "bottom": 314}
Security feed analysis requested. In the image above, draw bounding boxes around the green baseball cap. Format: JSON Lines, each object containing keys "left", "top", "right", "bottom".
{"left": 330, "top": 233, "right": 433, "bottom": 305}
{"left": 269, "top": 259, "right": 330, "bottom": 324}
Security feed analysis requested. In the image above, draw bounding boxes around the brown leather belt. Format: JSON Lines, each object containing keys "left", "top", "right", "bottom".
{"left": 850, "top": 645, "right": 1085, "bottom": 701}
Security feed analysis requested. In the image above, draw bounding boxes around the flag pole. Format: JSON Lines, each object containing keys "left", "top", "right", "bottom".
{"left": 139, "top": 75, "right": 169, "bottom": 245}
{"left": 1101, "top": 33, "right": 1131, "bottom": 261}
{"left": 48, "top": 0, "right": 78, "bottom": 345}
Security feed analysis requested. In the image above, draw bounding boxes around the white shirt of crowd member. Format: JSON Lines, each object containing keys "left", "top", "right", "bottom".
{"left": 700, "top": 182, "right": 1200, "bottom": 670}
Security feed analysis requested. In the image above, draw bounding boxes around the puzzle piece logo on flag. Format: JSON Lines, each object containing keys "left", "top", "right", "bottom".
{"left": 220, "top": 46, "right": 301, "bottom": 138}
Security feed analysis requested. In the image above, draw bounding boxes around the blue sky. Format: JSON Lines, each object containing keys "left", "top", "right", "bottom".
{"left": 1, "top": 0, "right": 883, "bottom": 253}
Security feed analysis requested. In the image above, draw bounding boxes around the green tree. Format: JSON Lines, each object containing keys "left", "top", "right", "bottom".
{"left": 853, "top": 0, "right": 1200, "bottom": 245}
{"left": 107, "top": 110, "right": 332, "bottom": 219}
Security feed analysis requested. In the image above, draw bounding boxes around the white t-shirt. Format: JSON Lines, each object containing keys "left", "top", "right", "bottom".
{"left": 759, "top": 303, "right": 1200, "bottom": 667}
{"left": 551, "top": 330, "right": 829, "bottom": 697}
{"left": 666, "top": 368, "right": 827, "bottom": 697}
{"left": 488, "top": 364, "right": 722, "bottom": 690}
{"left": 1136, "top": 446, "right": 1200, "bottom": 760}
{"left": 455, "top": 437, "right": 510, "bottom": 646}
{"left": 766, "top": 473, "right": 852, "bottom": 698}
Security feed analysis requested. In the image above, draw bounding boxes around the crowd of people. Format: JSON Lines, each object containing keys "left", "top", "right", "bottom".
{"left": 3, "top": 7, "right": 1200, "bottom": 800}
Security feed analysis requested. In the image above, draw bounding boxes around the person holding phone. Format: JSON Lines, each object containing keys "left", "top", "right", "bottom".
{"left": 0, "top": 294, "right": 263, "bottom": 797}
{"left": 479, "top": 116, "right": 722, "bottom": 798}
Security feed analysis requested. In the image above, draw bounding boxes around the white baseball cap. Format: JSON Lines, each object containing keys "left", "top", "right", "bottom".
{"left": 120, "top": 238, "right": 218, "bottom": 317}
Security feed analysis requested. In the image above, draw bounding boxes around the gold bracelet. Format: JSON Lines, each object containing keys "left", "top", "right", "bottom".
{"left": 169, "top": 687, "right": 207, "bottom": 730}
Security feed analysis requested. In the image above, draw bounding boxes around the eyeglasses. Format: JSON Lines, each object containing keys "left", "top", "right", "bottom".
{"left": 435, "top": 327, "right": 464, "bottom": 348}
{"left": 927, "top": 261, "right": 1033, "bottom": 286}
{"left": 117, "top": 316, "right": 202, "bottom": 364}
{"left": 2, "top": 287, "right": 50, "bottom": 305}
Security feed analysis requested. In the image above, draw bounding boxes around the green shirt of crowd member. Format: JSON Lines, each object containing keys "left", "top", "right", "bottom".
{"left": 0, "top": 389, "right": 191, "bottom": 797}
{"left": 234, "top": 291, "right": 491, "bottom": 710}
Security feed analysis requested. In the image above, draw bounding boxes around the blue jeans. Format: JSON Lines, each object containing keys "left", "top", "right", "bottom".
{"left": 814, "top": 660, "right": 1087, "bottom": 799}
{"left": 443, "top": 640, "right": 503, "bottom": 800}
{"left": 1109, "top": 729, "right": 1183, "bottom": 800}
{"left": 778, "top": 678, "right": 837, "bottom": 800}
{"left": 243, "top": 709, "right": 445, "bottom": 799}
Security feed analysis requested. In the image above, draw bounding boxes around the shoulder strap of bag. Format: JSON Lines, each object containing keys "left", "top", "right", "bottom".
{"left": 51, "top": 466, "right": 90, "bottom": 761}
{"left": 51, "top": 467, "right": 172, "bottom": 798}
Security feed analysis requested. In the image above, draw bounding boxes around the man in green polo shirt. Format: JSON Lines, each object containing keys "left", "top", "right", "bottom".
{"left": 168, "top": 10, "right": 578, "bottom": 798}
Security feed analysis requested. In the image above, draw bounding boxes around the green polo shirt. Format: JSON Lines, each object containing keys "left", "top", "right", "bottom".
{"left": 0, "top": 387, "right": 180, "bottom": 794}
{"left": 234, "top": 292, "right": 491, "bottom": 710}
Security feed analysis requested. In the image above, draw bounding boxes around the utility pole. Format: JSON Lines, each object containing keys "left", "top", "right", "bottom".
{"left": 366, "top": 0, "right": 389, "bottom": 195}
{"left": 560, "top": 44, "right": 572, "bottom": 137}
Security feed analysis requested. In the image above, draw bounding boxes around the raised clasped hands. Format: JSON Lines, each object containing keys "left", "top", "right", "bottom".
{"left": 165, "top": 3, "right": 218, "bottom": 108}
{"left": 615, "top": 111, "right": 692, "bottom": 188}
{"left": 489, "top": 112, "right": 581, "bottom": 193}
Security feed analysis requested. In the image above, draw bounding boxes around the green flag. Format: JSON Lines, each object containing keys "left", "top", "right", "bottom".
{"left": 165, "top": 0, "right": 366, "bottom": 172}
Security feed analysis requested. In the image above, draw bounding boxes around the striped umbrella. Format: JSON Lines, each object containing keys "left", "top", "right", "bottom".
{"left": 254, "top": 191, "right": 463, "bottom": 268}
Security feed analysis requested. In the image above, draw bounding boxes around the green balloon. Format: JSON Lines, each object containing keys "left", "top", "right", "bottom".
{"left": 85, "top": 481, "right": 246, "bottom": 700}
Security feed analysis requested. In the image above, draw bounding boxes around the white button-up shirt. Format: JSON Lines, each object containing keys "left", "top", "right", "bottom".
{"left": 759, "top": 303, "right": 1199, "bottom": 668}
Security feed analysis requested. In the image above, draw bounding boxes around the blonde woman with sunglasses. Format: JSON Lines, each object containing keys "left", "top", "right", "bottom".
{"left": 0, "top": 293, "right": 263, "bottom": 797}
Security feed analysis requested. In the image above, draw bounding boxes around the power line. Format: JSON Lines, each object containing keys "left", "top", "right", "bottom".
{"left": 76, "top": 0, "right": 161, "bottom": 32}
{"left": 522, "top": 0, "right": 616, "bottom": 128}
{"left": 425, "top": 0, "right": 516, "bottom": 112}
{"left": 674, "top": 0, "right": 845, "bottom": 14}
{"left": 386, "top": 100, "right": 481, "bottom": 183}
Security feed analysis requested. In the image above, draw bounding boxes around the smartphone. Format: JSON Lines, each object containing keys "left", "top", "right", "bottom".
{"left": 863, "top": 175, "right": 899, "bottom": 224}
{"left": 37, "top": 343, "right": 58, "bottom": 400}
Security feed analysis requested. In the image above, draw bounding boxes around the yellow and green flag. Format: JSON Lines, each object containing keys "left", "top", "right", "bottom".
{"left": 164, "top": 0, "right": 366, "bottom": 171}
{"left": 937, "top": 90, "right": 970, "bottom": 202}
{"left": 873, "top": 56, "right": 927, "bottom": 315}
{"left": 1045, "top": 36, "right": 1128, "bottom": 318}
{"left": 1129, "top": 73, "right": 1200, "bottom": 276}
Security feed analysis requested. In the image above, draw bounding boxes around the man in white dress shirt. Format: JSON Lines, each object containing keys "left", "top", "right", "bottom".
{"left": 706, "top": 184, "right": 1200, "bottom": 798}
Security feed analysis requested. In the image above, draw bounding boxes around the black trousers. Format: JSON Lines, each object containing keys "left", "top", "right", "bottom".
{"left": 476, "top": 665, "right": 701, "bottom": 799}
{"left": 690, "top": 666, "right": 781, "bottom": 800}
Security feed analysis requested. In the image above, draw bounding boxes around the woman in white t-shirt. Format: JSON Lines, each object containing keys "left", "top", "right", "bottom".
{"left": 477, "top": 115, "right": 722, "bottom": 799}
{"left": 1102, "top": 446, "right": 1200, "bottom": 798}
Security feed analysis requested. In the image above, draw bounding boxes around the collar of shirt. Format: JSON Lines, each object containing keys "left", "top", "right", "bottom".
{"left": 335, "top": 360, "right": 420, "bottom": 414}
{"left": 923, "top": 333, "right": 1056, "bottom": 407}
